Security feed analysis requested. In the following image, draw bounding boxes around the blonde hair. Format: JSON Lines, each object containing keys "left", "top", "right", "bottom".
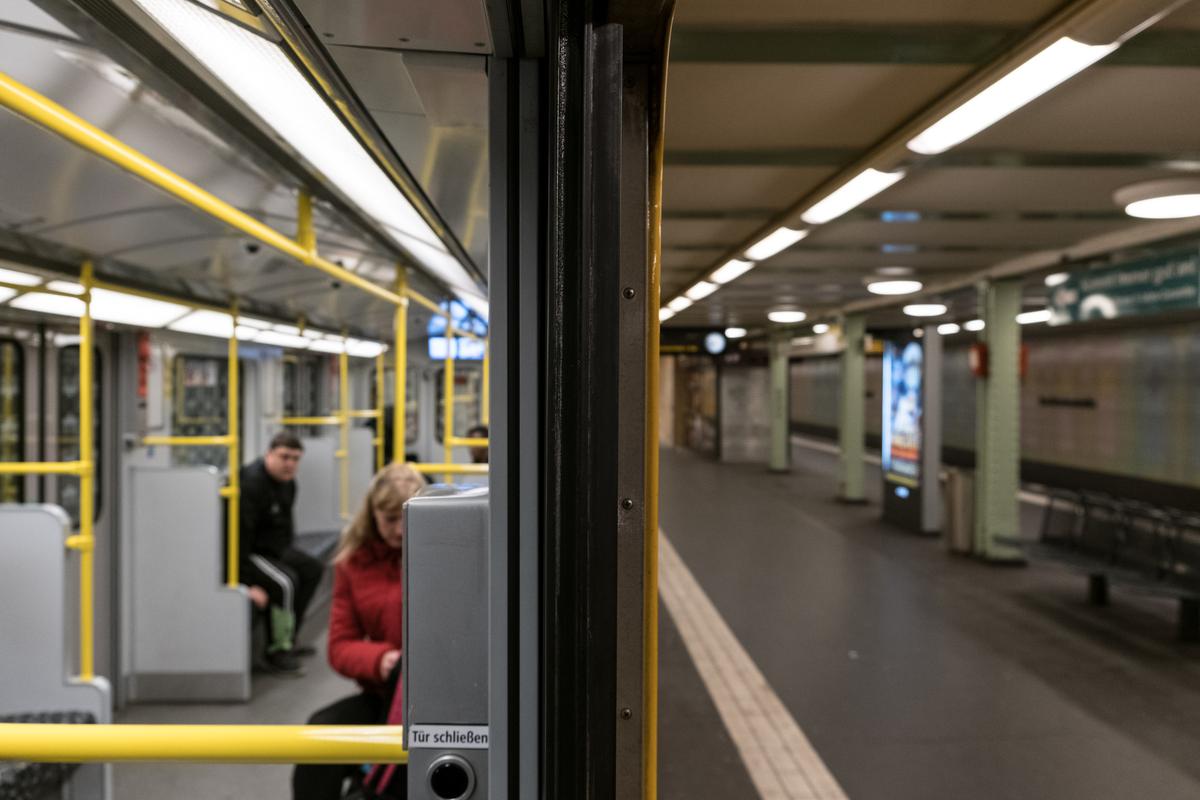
{"left": 334, "top": 462, "right": 427, "bottom": 562}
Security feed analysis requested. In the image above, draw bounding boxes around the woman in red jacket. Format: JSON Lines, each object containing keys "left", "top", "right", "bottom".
{"left": 292, "top": 462, "right": 426, "bottom": 800}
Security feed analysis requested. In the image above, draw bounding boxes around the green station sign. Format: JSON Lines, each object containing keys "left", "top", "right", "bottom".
{"left": 1049, "top": 248, "right": 1200, "bottom": 324}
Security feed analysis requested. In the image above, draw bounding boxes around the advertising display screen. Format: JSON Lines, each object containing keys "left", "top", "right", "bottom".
{"left": 881, "top": 340, "right": 923, "bottom": 489}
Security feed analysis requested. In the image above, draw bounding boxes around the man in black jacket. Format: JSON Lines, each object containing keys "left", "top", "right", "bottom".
{"left": 240, "top": 431, "right": 322, "bottom": 674}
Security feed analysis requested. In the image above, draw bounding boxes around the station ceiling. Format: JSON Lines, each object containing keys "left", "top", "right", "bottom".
{"left": 661, "top": 0, "right": 1200, "bottom": 331}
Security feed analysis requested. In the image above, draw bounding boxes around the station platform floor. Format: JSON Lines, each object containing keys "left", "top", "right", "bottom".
{"left": 657, "top": 440, "right": 1200, "bottom": 800}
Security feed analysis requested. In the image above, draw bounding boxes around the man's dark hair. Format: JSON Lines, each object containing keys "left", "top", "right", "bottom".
{"left": 269, "top": 431, "right": 304, "bottom": 452}
{"left": 467, "top": 424, "right": 488, "bottom": 438}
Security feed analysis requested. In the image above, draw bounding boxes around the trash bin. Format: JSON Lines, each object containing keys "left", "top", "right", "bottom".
{"left": 943, "top": 468, "right": 974, "bottom": 554}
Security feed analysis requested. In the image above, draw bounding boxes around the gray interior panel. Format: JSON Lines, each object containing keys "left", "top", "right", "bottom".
{"left": 294, "top": 428, "right": 375, "bottom": 535}
{"left": 0, "top": 504, "right": 111, "bottom": 800}
{"left": 124, "top": 465, "right": 249, "bottom": 702}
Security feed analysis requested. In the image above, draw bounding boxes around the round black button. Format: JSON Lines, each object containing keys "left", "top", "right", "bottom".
{"left": 429, "top": 761, "right": 471, "bottom": 799}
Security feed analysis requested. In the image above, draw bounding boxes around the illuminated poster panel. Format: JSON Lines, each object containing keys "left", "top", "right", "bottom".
{"left": 881, "top": 340, "right": 923, "bottom": 490}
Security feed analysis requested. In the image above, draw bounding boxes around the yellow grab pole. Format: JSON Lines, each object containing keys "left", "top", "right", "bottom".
{"left": 442, "top": 334, "right": 455, "bottom": 482}
{"left": 143, "top": 435, "right": 234, "bottom": 447}
{"left": 77, "top": 261, "right": 95, "bottom": 681}
{"left": 0, "top": 462, "right": 87, "bottom": 475}
{"left": 227, "top": 309, "right": 240, "bottom": 588}
{"left": 0, "top": 724, "right": 407, "bottom": 764}
{"left": 281, "top": 416, "right": 342, "bottom": 426}
{"left": 297, "top": 192, "right": 316, "bottom": 255}
{"left": 409, "top": 463, "right": 488, "bottom": 476}
{"left": 0, "top": 71, "right": 403, "bottom": 308}
{"left": 339, "top": 346, "right": 350, "bottom": 519}
{"left": 394, "top": 271, "right": 408, "bottom": 464}
{"left": 482, "top": 340, "right": 490, "bottom": 427}
{"left": 375, "top": 354, "right": 385, "bottom": 471}
{"left": 446, "top": 436, "right": 488, "bottom": 448}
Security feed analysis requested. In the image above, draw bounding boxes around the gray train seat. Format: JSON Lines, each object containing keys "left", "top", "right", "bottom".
{"left": 293, "top": 428, "right": 374, "bottom": 541}
{"left": 0, "top": 505, "right": 111, "bottom": 800}
{"left": 122, "top": 465, "right": 250, "bottom": 702}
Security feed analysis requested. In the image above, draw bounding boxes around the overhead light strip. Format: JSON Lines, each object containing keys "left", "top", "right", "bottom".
{"left": 130, "top": 0, "right": 482, "bottom": 301}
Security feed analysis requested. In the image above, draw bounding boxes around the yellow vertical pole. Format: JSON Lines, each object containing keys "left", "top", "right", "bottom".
{"left": 226, "top": 308, "right": 240, "bottom": 588}
{"left": 77, "top": 261, "right": 95, "bottom": 681}
{"left": 374, "top": 354, "right": 384, "bottom": 472}
{"left": 393, "top": 270, "right": 408, "bottom": 464}
{"left": 297, "top": 192, "right": 316, "bottom": 255}
{"left": 481, "top": 340, "right": 490, "bottom": 427}
{"left": 442, "top": 334, "right": 455, "bottom": 482}
{"left": 338, "top": 344, "right": 350, "bottom": 519}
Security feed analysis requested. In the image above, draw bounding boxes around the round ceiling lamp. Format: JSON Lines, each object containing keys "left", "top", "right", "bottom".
{"left": 903, "top": 303, "right": 947, "bottom": 317}
{"left": 1115, "top": 178, "right": 1200, "bottom": 219}
{"left": 867, "top": 279, "right": 923, "bottom": 295}
{"left": 767, "top": 309, "right": 807, "bottom": 324}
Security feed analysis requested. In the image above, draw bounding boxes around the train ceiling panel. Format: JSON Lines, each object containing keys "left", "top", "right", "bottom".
{"left": 318, "top": 46, "right": 488, "bottom": 270}
{"left": 291, "top": 0, "right": 492, "bottom": 54}
{"left": 674, "top": 0, "right": 1067, "bottom": 26}
{"left": 665, "top": 64, "right": 974, "bottom": 151}
{"left": 662, "top": 0, "right": 1200, "bottom": 329}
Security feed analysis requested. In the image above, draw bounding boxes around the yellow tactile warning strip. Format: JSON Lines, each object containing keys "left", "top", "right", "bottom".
{"left": 659, "top": 531, "right": 849, "bottom": 800}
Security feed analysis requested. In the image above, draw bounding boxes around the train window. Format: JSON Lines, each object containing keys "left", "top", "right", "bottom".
{"left": 283, "top": 354, "right": 323, "bottom": 437}
{"left": 434, "top": 366, "right": 481, "bottom": 445}
{"left": 58, "top": 345, "right": 101, "bottom": 525}
{"left": 172, "top": 355, "right": 242, "bottom": 468}
{"left": 0, "top": 339, "right": 24, "bottom": 502}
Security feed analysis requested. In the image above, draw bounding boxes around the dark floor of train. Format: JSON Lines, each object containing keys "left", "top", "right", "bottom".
{"left": 658, "top": 440, "right": 1200, "bottom": 800}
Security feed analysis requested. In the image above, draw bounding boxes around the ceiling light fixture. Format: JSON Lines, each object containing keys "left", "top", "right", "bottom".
{"left": 800, "top": 168, "right": 906, "bottom": 225}
{"left": 0, "top": 288, "right": 16, "bottom": 304}
{"left": 130, "top": 0, "right": 482, "bottom": 299}
{"left": 658, "top": 307, "right": 676, "bottom": 322}
{"left": 1044, "top": 272, "right": 1070, "bottom": 287}
{"left": 1115, "top": 178, "right": 1200, "bottom": 219}
{"left": 9, "top": 292, "right": 86, "bottom": 317}
{"left": 964, "top": 319, "right": 986, "bottom": 332}
{"left": 812, "top": 323, "right": 830, "bottom": 335}
{"left": 767, "top": 309, "right": 807, "bottom": 324}
{"left": 867, "top": 279, "right": 923, "bottom": 296}
{"left": 903, "top": 303, "right": 947, "bottom": 317}
{"left": 709, "top": 258, "right": 755, "bottom": 285}
{"left": 725, "top": 327, "right": 747, "bottom": 339}
{"left": 253, "top": 330, "right": 312, "bottom": 349}
{"left": 168, "top": 310, "right": 235, "bottom": 339}
{"left": 90, "top": 288, "right": 190, "bottom": 327}
{"left": 937, "top": 322, "right": 961, "bottom": 335}
{"left": 907, "top": 37, "right": 1117, "bottom": 155}
{"left": 307, "top": 339, "right": 345, "bottom": 354}
{"left": 0, "top": 267, "right": 43, "bottom": 286}
{"left": 743, "top": 227, "right": 808, "bottom": 261}
{"left": 667, "top": 297, "right": 693, "bottom": 314}
{"left": 46, "top": 280, "right": 85, "bottom": 295}
{"left": 1016, "top": 308, "right": 1052, "bottom": 325}
{"left": 684, "top": 281, "right": 719, "bottom": 302}
{"left": 346, "top": 339, "right": 387, "bottom": 358}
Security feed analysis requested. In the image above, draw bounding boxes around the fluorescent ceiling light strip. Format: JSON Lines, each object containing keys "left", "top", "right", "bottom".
{"left": 667, "top": 297, "right": 693, "bottom": 313}
{"left": 812, "top": 323, "right": 830, "bottom": 335}
{"left": 743, "top": 227, "right": 807, "bottom": 261}
{"left": 1017, "top": 308, "right": 1052, "bottom": 325}
{"left": 253, "top": 330, "right": 311, "bottom": 349}
{"left": 801, "top": 169, "right": 905, "bottom": 225}
{"left": 658, "top": 307, "right": 676, "bottom": 322}
{"left": 907, "top": 37, "right": 1117, "bottom": 155}
{"left": 132, "top": 0, "right": 482, "bottom": 299}
{"left": 937, "top": 323, "right": 961, "bottom": 335}
{"left": 346, "top": 339, "right": 387, "bottom": 358}
{"left": 767, "top": 310, "right": 806, "bottom": 324}
{"left": 238, "top": 316, "right": 273, "bottom": 329}
{"left": 710, "top": 259, "right": 754, "bottom": 285}
{"left": 0, "top": 267, "right": 42, "bottom": 286}
{"left": 724, "top": 327, "right": 746, "bottom": 338}
{"left": 1124, "top": 194, "right": 1200, "bottom": 219}
{"left": 684, "top": 281, "right": 718, "bottom": 302}
{"left": 307, "top": 339, "right": 345, "bottom": 353}
{"left": 867, "top": 280, "right": 923, "bottom": 296}
{"left": 90, "top": 288, "right": 190, "bottom": 327}
{"left": 9, "top": 292, "right": 85, "bottom": 317}
{"left": 964, "top": 319, "right": 986, "bottom": 331}
{"left": 0, "top": 288, "right": 16, "bottom": 304}
{"left": 168, "top": 310, "right": 234, "bottom": 338}
{"left": 46, "top": 280, "right": 85, "bottom": 295}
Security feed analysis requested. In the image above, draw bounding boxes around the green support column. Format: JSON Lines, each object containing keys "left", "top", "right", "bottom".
{"left": 974, "top": 279, "right": 1023, "bottom": 561}
{"left": 768, "top": 333, "right": 790, "bottom": 472}
{"left": 838, "top": 314, "right": 866, "bottom": 503}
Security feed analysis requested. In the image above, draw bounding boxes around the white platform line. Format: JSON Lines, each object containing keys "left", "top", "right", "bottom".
{"left": 659, "top": 531, "right": 849, "bottom": 800}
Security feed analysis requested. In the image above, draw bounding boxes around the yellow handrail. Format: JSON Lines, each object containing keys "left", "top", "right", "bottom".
{"left": 143, "top": 435, "right": 234, "bottom": 447}
{"left": 0, "top": 724, "right": 407, "bottom": 764}
{"left": 77, "top": 261, "right": 95, "bottom": 681}
{"left": 281, "top": 416, "right": 342, "bottom": 426}
{"left": 0, "top": 462, "right": 87, "bottom": 475}
{"left": 482, "top": 340, "right": 490, "bottom": 427}
{"left": 338, "top": 348, "right": 350, "bottom": 519}
{"left": 442, "top": 334, "right": 455, "bottom": 482}
{"left": 374, "top": 354, "right": 385, "bottom": 471}
{"left": 394, "top": 272, "right": 408, "bottom": 464}
{"left": 348, "top": 410, "right": 381, "bottom": 419}
{"left": 409, "top": 463, "right": 487, "bottom": 476}
{"left": 227, "top": 312, "right": 240, "bottom": 587}
{"left": 446, "top": 436, "right": 488, "bottom": 448}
